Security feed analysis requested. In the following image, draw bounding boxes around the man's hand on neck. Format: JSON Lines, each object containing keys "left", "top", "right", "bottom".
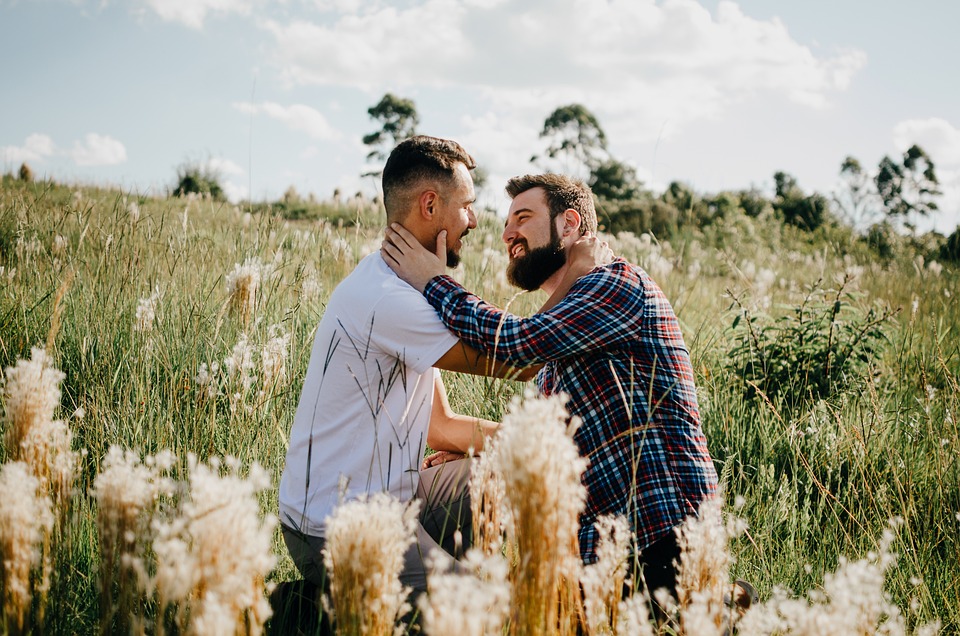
{"left": 381, "top": 223, "right": 447, "bottom": 293}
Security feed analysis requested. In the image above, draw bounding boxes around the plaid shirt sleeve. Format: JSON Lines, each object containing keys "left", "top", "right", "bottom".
{"left": 423, "top": 261, "right": 645, "bottom": 365}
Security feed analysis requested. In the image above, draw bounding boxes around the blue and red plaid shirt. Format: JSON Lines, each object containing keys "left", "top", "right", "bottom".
{"left": 424, "top": 258, "right": 718, "bottom": 562}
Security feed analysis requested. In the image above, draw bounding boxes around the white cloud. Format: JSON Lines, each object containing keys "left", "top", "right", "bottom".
{"left": 70, "top": 133, "right": 127, "bottom": 167}
{"left": 3, "top": 133, "right": 127, "bottom": 168}
{"left": 1, "top": 134, "right": 56, "bottom": 166}
{"left": 221, "top": 179, "right": 249, "bottom": 203}
{"left": 233, "top": 101, "right": 339, "bottom": 140}
{"left": 206, "top": 156, "right": 245, "bottom": 176}
{"left": 261, "top": 0, "right": 865, "bottom": 142}
{"left": 141, "top": 0, "right": 254, "bottom": 29}
{"left": 893, "top": 118, "right": 960, "bottom": 167}
{"left": 261, "top": 1, "right": 470, "bottom": 89}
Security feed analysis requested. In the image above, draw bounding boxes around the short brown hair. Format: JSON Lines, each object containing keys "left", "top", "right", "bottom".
{"left": 382, "top": 136, "right": 476, "bottom": 223}
{"left": 505, "top": 174, "right": 597, "bottom": 235}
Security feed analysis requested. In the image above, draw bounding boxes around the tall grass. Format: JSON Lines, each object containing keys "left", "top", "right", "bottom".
{"left": 0, "top": 179, "right": 957, "bottom": 633}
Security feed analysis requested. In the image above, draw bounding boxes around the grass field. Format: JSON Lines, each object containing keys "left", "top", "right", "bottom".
{"left": 0, "top": 177, "right": 957, "bottom": 634}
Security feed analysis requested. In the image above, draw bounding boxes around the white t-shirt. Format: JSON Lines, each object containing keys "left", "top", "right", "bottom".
{"left": 278, "top": 252, "right": 459, "bottom": 536}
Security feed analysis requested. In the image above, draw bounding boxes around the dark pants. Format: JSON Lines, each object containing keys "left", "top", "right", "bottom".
{"left": 632, "top": 530, "right": 681, "bottom": 601}
{"left": 622, "top": 530, "right": 682, "bottom": 625}
{"left": 281, "top": 458, "right": 474, "bottom": 597}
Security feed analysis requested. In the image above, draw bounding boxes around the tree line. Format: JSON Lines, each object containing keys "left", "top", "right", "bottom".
{"left": 362, "top": 93, "right": 957, "bottom": 262}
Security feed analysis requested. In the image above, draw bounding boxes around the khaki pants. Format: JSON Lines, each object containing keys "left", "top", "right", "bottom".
{"left": 281, "top": 458, "right": 473, "bottom": 595}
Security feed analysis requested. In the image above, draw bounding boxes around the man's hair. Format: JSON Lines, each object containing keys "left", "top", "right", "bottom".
{"left": 505, "top": 174, "right": 598, "bottom": 235}
{"left": 382, "top": 136, "right": 476, "bottom": 223}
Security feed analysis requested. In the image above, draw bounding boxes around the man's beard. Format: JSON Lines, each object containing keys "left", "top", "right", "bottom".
{"left": 444, "top": 230, "right": 467, "bottom": 268}
{"left": 506, "top": 223, "right": 566, "bottom": 291}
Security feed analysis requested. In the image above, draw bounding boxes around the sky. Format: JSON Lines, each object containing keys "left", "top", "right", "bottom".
{"left": 2, "top": 0, "right": 958, "bottom": 234}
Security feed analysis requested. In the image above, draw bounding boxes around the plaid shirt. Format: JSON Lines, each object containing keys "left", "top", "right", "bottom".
{"left": 424, "top": 258, "right": 718, "bottom": 562}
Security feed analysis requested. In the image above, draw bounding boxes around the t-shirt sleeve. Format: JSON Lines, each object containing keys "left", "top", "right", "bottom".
{"left": 368, "top": 285, "right": 459, "bottom": 375}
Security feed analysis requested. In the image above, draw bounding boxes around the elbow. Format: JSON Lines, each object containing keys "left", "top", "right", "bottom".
{"left": 426, "top": 426, "right": 447, "bottom": 452}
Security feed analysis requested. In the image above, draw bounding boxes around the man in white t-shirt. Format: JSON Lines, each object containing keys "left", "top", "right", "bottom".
{"left": 278, "top": 136, "right": 519, "bottom": 598}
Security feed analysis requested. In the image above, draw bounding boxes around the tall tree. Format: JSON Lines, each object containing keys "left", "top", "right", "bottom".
{"left": 833, "top": 156, "right": 879, "bottom": 229}
{"left": 362, "top": 93, "right": 419, "bottom": 163}
{"left": 588, "top": 158, "right": 642, "bottom": 202}
{"left": 536, "top": 104, "right": 608, "bottom": 177}
{"left": 774, "top": 171, "right": 800, "bottom": 200}
{"left": 875, "top": 144, "right": 941, "bottom": 231}
{"left": 773, "top": 171, "right": 829, "bottom": 232}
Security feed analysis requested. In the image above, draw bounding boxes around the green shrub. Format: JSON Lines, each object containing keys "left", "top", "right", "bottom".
{"left": 863, "top": 221, "right": 901, "bottom": 261}
{"left": 599, "top": 197, "right": 679, "bottom": 239}
{"left": 939, "top": 226, "right": 960, "bottom": 263}
{"left": 725, "top": 276, "right": 897, "bottom": 409}
{"left": 776, "top": 192, "right": 830, "bottom": 232}
{"left": 18, "top": 162, "right": 34, "bottom": 182}
{"left": 173, "top": 162, "right": 225, "bottom": 201}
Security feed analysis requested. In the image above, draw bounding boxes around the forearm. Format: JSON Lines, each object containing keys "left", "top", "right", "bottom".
{"left": 428, "top": 414, "right": 498, "bottom": 453}
{"left": 424, "top": 273, "right": 641, "bottom": 365}
{"left": 425, "top": 276, "right": 561, "bottom": 365}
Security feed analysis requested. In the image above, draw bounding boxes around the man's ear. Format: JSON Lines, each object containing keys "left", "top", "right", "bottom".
{"left": 561, "top": 208, "right": 582, "bottom": 237}
{"left": 418, "top": 190, "right": 439, "bottom": 222}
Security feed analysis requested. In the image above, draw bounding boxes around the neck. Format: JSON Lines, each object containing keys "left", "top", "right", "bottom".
{"left": 539, "top": 261, "right": 570, "bottom": 297}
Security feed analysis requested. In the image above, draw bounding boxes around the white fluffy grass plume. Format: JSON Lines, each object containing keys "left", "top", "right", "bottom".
{"left": 581, "top": 515, "right": 631, "bottom": 635}
{"left": 0, "top": 461, "right": 54, "bottom": 634}
{"left": 150, "top": 455, "right": 276, "bottom": 636}
{"left": 615, "top": 593, "right": 656, "bottom": 636}
{"left": 322, "top": 492, "right": 419, "bottom": 636}
{"left": 675, "top": 494, "right": 746, "bottom": 635}
{"left": 2, "top": 347, "right": 65, "bottom": 460}
{"left": 134, "top": 286, "right": 162, "bottom": 334}
{"left": 737, "top": 520, "right": 940, "bottom": 636}
{"left": 92, "top": 446, "right": 175, "bottom": 632}
{"left": 469, "top": 439, "right": 511, "bottom": 558}
{"left": 225, "top": 258, "right": 264, "bottom": 324}
{"left": 1, "top": 347, "right": 76, "bottom": 525}
{"left": 491, "top": 391, "right": 588, "bottom": 636}
{"left": 419, "top": 549, "right": 511, "bottom": 636}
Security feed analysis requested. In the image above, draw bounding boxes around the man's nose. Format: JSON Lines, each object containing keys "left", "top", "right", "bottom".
{"left": 502, "top": 223, "right": 516, "bottom": 244}
{"left": 468, "top": 208, "right": 477, "bottom": 229}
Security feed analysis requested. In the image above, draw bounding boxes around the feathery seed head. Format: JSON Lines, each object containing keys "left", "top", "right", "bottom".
{"left": 488, "top": 391, "right": 588, "bottom": 635}
{"left": 323, "top": 493, "right": 419, "bottom": 635}
{"left": 225, "top": 258, "right": 264, "bottom": 323}
{"left": 0, "top": 461, "right": 54, "bottom": 633}
{"left": 151, "top": 455, "right": 276, "bottom": 635}
{"left": 420, "top": 549, "right": 511, "bottom": 636}
{"left": 134, "top": 286, "right": 162, "bottom": 334}
{"left": 2, "top": 348, "right": 66, "bottom": 459}
{"left": 260, "top": 325, "right": 290, "bottom": 392}
{"left": 581, "top": 515, "right": 631, "bottom": 635}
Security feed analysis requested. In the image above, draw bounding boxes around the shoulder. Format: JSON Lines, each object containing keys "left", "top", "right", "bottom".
{"left": 577, "top": 258, "right": 644, "bottom": 291}
{"left": 337, "top": 253, "right": 427, "bottom": 305}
